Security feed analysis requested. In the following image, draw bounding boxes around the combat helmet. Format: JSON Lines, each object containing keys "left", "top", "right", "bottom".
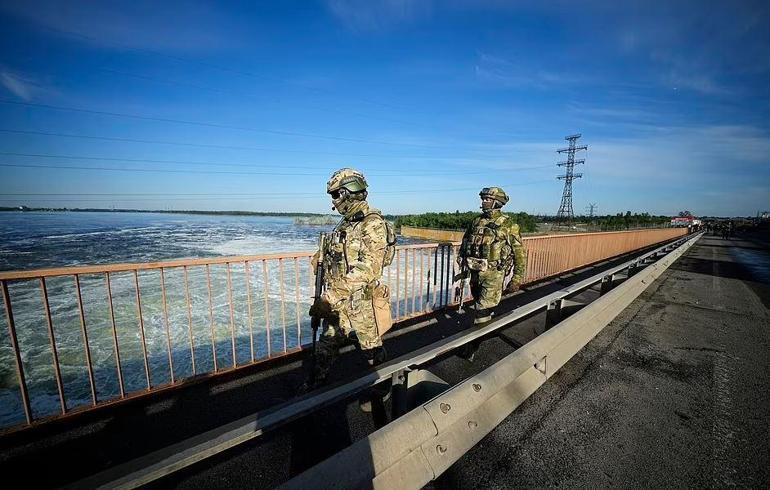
{"left": 479, "top": 187, "right": 509, "bottom": 206}
{"left": 327, "top": 168, "right": 368, "bottom": 214}
{"left": 327, "top": 168, "right": 368, "bottom": 194}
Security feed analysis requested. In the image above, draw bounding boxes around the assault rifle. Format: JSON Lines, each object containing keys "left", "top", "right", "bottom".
{"left": 453, "top": 257, "right": 470, "bottom": 314}
{"left": 310, "top": 232, "right": 327, "bottom": 383}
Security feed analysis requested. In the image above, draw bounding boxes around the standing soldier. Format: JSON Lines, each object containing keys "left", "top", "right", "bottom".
{"left": 303, "top": 168, "right": 395, "bottom": 395}
{"left": 458, "top": 187, "right": 527, "bottom": 325}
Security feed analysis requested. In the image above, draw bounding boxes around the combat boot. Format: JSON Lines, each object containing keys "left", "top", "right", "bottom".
{"left": 296, "top": 374, "right": 328, "bottom": 395}
{"left": 460, "top": 308, "right": 493, "bottom": 362}
{"left": 359, "top": 346, "right": 391, "bottom": 413}
{"left": 364, "top": 345, "right": 388, "bottom": 366}
{"left": 473, "top": 307, "right": 493, "bottom": 324}
{"left": 296, "top": 347, "right": 334, "bottom": 395}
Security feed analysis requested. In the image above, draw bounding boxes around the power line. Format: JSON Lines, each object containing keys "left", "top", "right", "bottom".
{"left": 0, "top": 179, "right": 553, "bottom": 201}
{"left": 0, "top": 128, "right": 508, "bottom": 161}
{"left": 0, "top": 153, "right": 553, "bottom": 176}
{"left": 0, "top": 151, "right": 323, "bottom": 171}
{"left": 40, "top": 24, "right": 413, "bottom": 113}
{"left": 3, "top": 193, "right": 315, "bottom": 196}
{"left": 0, "top": 99, "right": 462, "bottom": 150}
{"left": 0, "top": 128, "right": 403, "bottom": 158}
{"left": 98, "top": 68, "right": 429, "bottom": 129}
{"left": 0, "top": 162, "right": 322, "bottom": 176}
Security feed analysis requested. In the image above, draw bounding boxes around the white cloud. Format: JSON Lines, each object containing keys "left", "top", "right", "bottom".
{"left": 580, "top": 124, "right": 770, "bottom": 185}
{"left": 0, "top": 71, "right": 49, "bottom": 101}
{"left": 325, "top": 0, "right": 432, "bottom": 32}
{"left": 604, "top": 3, "right": 761, "bottom": 96}
{"left": 474, "top": 52, "right": 594, "bottom": 89}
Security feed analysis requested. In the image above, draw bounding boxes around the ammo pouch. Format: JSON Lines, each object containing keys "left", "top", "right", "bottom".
{"left": 371, "top": 283, "right": 393, "bottom": 336}
{"left": 465, "top": 257, "right": 489, "bottom": 272}
{"left": 488, "top": 241, "right": 503, "bottom": 261}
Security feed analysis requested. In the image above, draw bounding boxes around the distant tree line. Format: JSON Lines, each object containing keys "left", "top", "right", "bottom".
{"left": 1, "top": 207, "right": 669, "bottom": 233}
{"left": 394, "top": 211, "right": 538, "bottom": 233}
{"left": 582, "top": 212, "right": 670, "bottom": 231}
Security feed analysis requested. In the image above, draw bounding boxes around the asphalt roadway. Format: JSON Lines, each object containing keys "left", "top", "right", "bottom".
{"left": 3, "top": 232, "right": 768, "bottom": 488}
{"left": 0, "top": 238, "right": 658, "bottom": 488}
{"left": 431, "top": 233, "right": 770, "bottom": 488}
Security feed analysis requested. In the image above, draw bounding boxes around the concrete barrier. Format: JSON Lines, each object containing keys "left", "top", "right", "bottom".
{"left": 284, "top": 233, "right": 702, "bottom": 489}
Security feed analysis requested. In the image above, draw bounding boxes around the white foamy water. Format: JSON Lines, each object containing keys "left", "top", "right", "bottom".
{"left": 0, "top": 211, "right": 436, "bottom": 428}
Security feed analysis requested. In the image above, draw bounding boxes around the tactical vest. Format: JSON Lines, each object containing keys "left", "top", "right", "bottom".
{"left": 323, "top": 209, "right": 396, "bottom": 282}
{"left": 462, "top": 214, "right": 511, "bottom": 264}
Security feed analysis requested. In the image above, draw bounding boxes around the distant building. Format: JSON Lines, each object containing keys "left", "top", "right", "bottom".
{"left": 670, "top": 216, "right": 702, "bottom": 228}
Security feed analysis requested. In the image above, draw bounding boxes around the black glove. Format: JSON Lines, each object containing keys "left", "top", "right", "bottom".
{"left": 453, "top": 270, "right": 469, "bottom": 282}
{"left": 309, "top": 298, "right": 334, "bottom": 319}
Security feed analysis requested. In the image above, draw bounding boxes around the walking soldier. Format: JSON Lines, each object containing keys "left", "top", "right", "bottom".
{"left": 304, "top": 168, "right": 396, "bottom": 393}
{"left": 458, "top": 187, "right": 527, "bottom": 325}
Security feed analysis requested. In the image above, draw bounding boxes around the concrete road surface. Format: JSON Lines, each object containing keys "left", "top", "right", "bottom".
{"left": 434, "top": 233, "right": 770, "bottom": 488}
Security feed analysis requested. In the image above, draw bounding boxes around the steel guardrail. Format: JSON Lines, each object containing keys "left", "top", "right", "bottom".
{"left": 69, "top": 232, "right": 696, "bottom": 489}
{"left": 285, "top": 232, "right": 704, "bottom": 489}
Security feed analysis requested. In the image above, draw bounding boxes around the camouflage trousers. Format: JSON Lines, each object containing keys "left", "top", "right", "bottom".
{"left": 315, "top": 295, "right": 382, "bottom": 381}
{"left": 470, "top": 269, "right": 506, "bottom": 311}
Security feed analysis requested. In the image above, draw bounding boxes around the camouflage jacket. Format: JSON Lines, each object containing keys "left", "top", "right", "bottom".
{"left": 316, "top": 201, "right": 388, "bottom": 310}
{"left": 459, "top": 210, "right": 527, "bottom": 282}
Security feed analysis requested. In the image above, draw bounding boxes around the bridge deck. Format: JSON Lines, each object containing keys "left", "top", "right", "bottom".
{"left": 3, "top": 233, "right": 768, "bottom": 488}
{"left": 437, "top": 233, "right": 770, "bottom": 488}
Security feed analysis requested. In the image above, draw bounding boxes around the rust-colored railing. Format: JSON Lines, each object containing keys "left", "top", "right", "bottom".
{"left": 0, "top": 227, "right": 686, "bottom": 433}
{"left": 523, "top": 228, "right": 687, "bottom": 283}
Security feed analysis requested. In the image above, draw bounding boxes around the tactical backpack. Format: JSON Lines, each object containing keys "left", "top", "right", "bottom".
{"left": 382, "top": 219, "right": 397, "bottom": 267}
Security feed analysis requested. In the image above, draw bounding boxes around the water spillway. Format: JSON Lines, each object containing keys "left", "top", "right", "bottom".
{"left": 0, "top": 225, "right": 686, "bottom": 432}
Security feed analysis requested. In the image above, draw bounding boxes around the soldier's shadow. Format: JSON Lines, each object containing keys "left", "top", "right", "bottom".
{"left": 287, "top": 346, "right": 389, "bottom": 477}
{"left": 287, "top": 402, "right": 353, "bottom": 475}
{"left": 286, "top": 389, "right": 389, "bottom": 478}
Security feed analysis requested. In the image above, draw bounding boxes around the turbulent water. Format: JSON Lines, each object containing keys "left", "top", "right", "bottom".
{"left": 0, "top": 212, "right": 326, "bottom": 270}
{"left": 0, "top": 211, "right": 437, "bottom": 429}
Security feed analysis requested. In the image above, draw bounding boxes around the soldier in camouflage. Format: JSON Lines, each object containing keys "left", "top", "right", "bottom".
{"left": 306, "top": 168, "right": 392, "bottom": 388}
{"left": 458, "top": 187, "right": 527, "bottom": 325}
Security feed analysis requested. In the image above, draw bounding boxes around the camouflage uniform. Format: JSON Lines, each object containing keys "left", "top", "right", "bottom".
{"left": 310, "top": 169, "right": 391, "bottom": 382}
{"left": 459, "top": 187, "right": 527, "bottom": 324}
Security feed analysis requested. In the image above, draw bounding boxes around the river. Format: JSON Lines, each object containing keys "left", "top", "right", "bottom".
{"left": 0, "top": 211, "right": 430, "bottom": 429}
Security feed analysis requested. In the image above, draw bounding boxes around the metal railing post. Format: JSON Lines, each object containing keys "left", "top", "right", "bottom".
{"left": 391, "top": 369, "right": 409, "bottom": 419}
{"left": 545, "top": 299, "right": 562, "bottom": 329}
{"left": 600, "top": 274, "right": 614, "bottom": 295}
{"left": 2, "top": 281, "right": 32, "bottom": 424}
{"left": 74, "top": 274, "right": 98, "bottom": 405}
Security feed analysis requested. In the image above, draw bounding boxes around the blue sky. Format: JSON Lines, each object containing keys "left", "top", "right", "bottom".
{"left": 0, "top": 0, "right": 768, "bottom": 217}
